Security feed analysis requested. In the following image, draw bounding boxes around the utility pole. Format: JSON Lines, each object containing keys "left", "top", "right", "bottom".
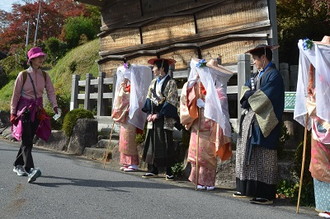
{"left": 25, "top": 21, "right": 30, "bottom": 48}
{"left": 33, "top": 0, "right": 41, "bottom": 46}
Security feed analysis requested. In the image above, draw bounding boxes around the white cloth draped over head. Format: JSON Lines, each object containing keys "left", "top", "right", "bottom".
{"left": 188, "top": 59, "right": 233, "bottom": 137}
{"left": 114, "top": 64, "right": 152, "bottom": 130}
{"left": 294, "top": 40, "right": 330, "bottom": 128}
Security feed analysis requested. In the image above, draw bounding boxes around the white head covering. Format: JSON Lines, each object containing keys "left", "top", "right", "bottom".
{"left": 188, "top": 59, "right": 233, "bottom": 137}
{"left": 294, "top": 39, "right": 330, "bottom": 128}
{"left": 114, "top": 64, "right": 152, "bottom": 130}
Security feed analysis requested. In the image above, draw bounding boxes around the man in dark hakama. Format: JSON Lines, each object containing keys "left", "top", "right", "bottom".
{"left": 142, "top": 58, "right": 179, "bottom": 180}
{"left": 234, "top": 45, "right": 284, "bottom": 204}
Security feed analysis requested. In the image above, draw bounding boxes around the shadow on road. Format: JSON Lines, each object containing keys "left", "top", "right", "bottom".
{"left": 32, "top": 175, "right": 179, "bottom": 192}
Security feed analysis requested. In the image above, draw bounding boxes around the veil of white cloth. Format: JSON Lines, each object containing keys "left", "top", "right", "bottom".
{"left": 294, "top": 39, "right": 330, "bottom": 128}
{"left": 187, "top": 59, "right": 233, "bottom": 137}
{"left": 114, "top": 64, "right": 152, "bottom": 130}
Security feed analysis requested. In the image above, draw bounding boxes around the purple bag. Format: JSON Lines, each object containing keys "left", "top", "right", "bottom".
{"left": 36, "top": 118, "right": 51, "bottom": 142}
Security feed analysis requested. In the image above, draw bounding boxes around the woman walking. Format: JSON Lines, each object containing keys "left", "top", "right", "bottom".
{"left": 10, "top": 47, "right": 58, "bottom": 183}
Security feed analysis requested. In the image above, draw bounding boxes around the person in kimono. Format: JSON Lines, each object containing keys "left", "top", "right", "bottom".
{"left": 180, "top": 58, "right": 233, "bottom": 190}
{"left": 141, "top": 58, "right": 179, "bottom": 180}
{"left": 294, "top": 36, "right": 330, "bottom": 218}
{"left": 234, "top": 44, "right": 284, "bottom": 204}
{"left": 112, "top": 63, "right": 152, "bottom": 172}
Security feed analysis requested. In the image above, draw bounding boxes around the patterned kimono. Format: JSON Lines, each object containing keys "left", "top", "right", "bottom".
{"left": 306, "top": 65, "right": 330, "bottom": 213}
{"left": 236, "top": 63, "right": 284, "bottom": 200}
{"left": 180, "top": 82, "right": 231, "bottom": 187}
{"left": 112, "top": 83, "right": 139, "bottom": 166}
{"left": 142, "top": 75, "right": 179, "bottom": 169}
{"left": 111, "top": 64, "right": 152, "bottom": 168}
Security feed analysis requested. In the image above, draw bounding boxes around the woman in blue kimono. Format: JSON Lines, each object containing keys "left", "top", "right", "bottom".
{"left": 234, "top": 45, "right": 284, "bottom": 204}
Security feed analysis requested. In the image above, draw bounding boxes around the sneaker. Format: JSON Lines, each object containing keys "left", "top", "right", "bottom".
{"left": 319, "top": 212, "right": 330, "bottom": 218}
{"left": 250, "top": 197, "right": 273, "bottom": 205}
{"left": 233, "top": 191, "right": 247, "bottom": 198}
{"left": 13, "top": 165, "right": 28, "bottom": 176}
{"left": 27, "top": 168, "right": 41, "bottom": 183}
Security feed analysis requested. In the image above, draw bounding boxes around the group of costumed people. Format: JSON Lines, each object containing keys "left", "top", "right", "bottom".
{"left": 109, "top": 37, "right": 329, "bottom": 213}
{"left": 110, "top": 43, "right": 283, "bottom": 203}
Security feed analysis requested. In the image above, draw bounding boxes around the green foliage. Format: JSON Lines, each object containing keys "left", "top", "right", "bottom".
{"left": 171, "top": 162, "right": 185, "bottom": 178}
{"left": 63, "top": 16, "right": 99, "bottom": 49}
{"left": 277, "top": 179, "right": 298, "bottom": 199}
{"left": 277, "top": 0, "right": 330, "bottom": 64}
{"left": 62, "top": 108, "right": 94, "bottom": 137}
{"left": 49, "top": 39, "right": 100, "bottom": 97}
{"left": 85, "top": 5, "right": 101, "bottom": 28}
{"left": 276, "top": 131, "right": 315, "bottom": 207}
{"left": 69, "top": 61, "right": 77, "bottom": 73}
{"left": 0, "top": 52, "right": 25, "bottom": 77}
{"left": 44, "top": 37, "right": 68, "bottom": 64}
{"left": 0, "top": 80, "right": 15, "bottom": 111}
{"left": 44, "top": 94, "right": 71, "bottom": 130}
{"left": 277, "top": 123, "right": 290, "bottom": 159}
{"left": 135, "top": 132, "right": 146, "bottom": 145}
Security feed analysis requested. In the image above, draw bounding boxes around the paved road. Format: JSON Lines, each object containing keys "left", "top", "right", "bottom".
{"left": 0, "top": 140, "right": 317, "bottom": 219}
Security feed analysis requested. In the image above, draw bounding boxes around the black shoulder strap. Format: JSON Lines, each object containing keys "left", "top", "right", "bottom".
{"left": 27, "top": 73, "right": 38, "bottom": 100}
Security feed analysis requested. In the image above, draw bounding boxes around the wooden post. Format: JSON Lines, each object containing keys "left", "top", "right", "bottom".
{"left": 237, "top": 54, "right": 251, "bottom": 121}
{"left": 70, "top": 74, "right": 80, "bottom": 110}
{"left": 97, "top": 72, "right": 105, "bottom": 116}
{"left": 84, "top": 73, "right": 93, "bottom": 110}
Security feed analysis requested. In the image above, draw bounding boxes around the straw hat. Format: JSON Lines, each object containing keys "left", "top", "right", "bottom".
{"left": 246, "top": 44, "right": 279, "bottom": 54}
{"left": 314, "top": 35, "right": 330, "bottom": 46}
{"left": 147, "top": 58, "right": 176, "bottom": 65}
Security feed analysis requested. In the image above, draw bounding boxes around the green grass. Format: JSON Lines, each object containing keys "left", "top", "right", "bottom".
{"left": 0, "top": 39, "right": 100, "bottom": 112}
{"left": 49, "top": 39, "right": 100, "bottom": 96}
{"left": 0, "top": 80, "right": 15, "bottom": 111}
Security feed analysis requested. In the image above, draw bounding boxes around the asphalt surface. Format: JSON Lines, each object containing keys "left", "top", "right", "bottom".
{"left": 0, "top": 140, "right": 318, "bottom": 219}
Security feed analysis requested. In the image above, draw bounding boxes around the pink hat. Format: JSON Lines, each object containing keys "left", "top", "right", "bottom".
{"left": 27, "top": 47, "right": 46, "bottom": 61}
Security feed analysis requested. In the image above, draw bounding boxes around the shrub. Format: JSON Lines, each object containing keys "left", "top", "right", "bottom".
{"left": 62, "top": 108, "right": 94, "bottom": 137}
{"left": 63, "top": 16, "right": 98, "bottom": 49}
{"left": 44, "top": 37, "right": 68, "bottom": 64}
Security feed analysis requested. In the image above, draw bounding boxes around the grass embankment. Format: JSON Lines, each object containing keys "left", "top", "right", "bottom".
{"left": 0, "top": 39, "right": 100, "bottom": 111}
